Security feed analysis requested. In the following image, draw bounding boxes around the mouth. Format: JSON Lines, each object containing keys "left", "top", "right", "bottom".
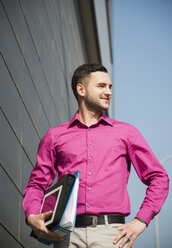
{"left": 101, "top": 98, "right": 110, "bottom": 102}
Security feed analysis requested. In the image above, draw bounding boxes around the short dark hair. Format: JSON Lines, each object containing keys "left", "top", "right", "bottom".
{"left": 71, "top": 63, "right": 108, "bottom": 100}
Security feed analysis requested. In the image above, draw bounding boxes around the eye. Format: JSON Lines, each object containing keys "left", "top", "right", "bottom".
{"left": 98, "top": 83, "right": 106, "bottom": 88}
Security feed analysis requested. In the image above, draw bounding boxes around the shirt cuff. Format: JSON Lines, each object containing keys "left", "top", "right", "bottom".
{"left": 135, "top": 207, "right": 155, "bottom": 226}
{"left": 135, "top": 217, "right": 147, "bottom": 226}
{"left": 25, "top": 208, "right": 41, "bottom": 225}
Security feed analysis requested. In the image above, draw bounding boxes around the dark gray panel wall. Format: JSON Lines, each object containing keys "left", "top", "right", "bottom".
{"left": 0, "top": 0, "right": 87, "bottom": 247}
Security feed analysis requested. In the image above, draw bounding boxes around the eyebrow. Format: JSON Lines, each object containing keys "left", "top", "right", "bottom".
{"left": 97, "top": 82, "right": 112, "bottom": 87}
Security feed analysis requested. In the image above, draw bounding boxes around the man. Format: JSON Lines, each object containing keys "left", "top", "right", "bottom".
{"left": 23, "top": 63, "right": 169, "bottom": 248}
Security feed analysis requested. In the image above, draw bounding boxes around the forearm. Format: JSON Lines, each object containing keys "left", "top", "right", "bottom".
{"left": 135, "top": 172, "right": 169, "bottom": 225}
{"left": 22, "top": 185, "right": 44, "bottom": 221}
{"left": 128, "top": 126, "right": 169, "bottom": 225}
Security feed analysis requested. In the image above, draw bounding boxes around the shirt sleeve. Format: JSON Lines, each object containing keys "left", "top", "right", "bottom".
{"left": 127, "top": 126, "right": 169, "bottom": 225}
{"left": 22, "top": 128, "right": 57, "bottom": 221}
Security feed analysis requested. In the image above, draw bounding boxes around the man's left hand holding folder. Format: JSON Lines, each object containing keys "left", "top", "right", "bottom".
{"left": 27, "top": 211, "right": 64, "bottom": 242}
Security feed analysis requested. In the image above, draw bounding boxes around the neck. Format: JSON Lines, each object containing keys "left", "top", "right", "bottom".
{"left": 78, "top": 106, "right": 102, "bottom": 127}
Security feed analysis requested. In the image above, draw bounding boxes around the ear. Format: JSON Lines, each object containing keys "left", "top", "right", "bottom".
{"left": 76, "top": 83, "right": 86, "bottom": 98}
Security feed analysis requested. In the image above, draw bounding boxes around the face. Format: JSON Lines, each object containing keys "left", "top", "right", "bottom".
{"left": 79, "top": 71, "right": 112, "bottom": 111}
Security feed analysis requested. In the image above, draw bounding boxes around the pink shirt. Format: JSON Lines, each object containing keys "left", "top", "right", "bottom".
{"left": 23, "top": 112, "right": 169, "bottom": 225}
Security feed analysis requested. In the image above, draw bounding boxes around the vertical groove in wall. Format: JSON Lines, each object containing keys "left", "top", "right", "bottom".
{"left": 43, "top": 0, "right": 71, "bottom": 118}
{"left": 1, "top": 0, "right": 52, "bottom": 128}
{"left": 35, "top": 0, "right": 70, "bottom": 120}
{"left": 18, "top": 0, "right": 64, "bottom": 123}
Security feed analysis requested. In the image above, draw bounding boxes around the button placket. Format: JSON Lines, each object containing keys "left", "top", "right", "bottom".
{"left": 86, "top": 127, "right": 93, "bottom": 210}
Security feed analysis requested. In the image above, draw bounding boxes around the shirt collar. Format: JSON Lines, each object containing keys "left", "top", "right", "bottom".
{"left": 67, "top": 111, "right": 113, "bottom": 128}
{"left": 99, "top": 112, "right": 113, "bottom": 126}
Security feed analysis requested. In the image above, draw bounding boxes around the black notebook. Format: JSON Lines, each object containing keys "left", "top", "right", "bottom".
{"left": 30, "top": 170, "right": 80, "bottom": 245}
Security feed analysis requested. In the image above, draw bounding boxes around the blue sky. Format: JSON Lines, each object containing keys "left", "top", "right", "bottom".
{"left": 112, "top": 0, "right": 172, "bottom": 247}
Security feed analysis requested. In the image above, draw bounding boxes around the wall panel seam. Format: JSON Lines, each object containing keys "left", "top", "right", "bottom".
{"left": 18, "top": 0, "right": 63, "bottom": 123}
{"left": 0, "top": 107, "right": 34, "bottom": 168}
{"left": 43, "top": 0, "right": 71, "bottom": 93}
{"left": 1, "top": 1, "right": 52, "bottom": 129}
{"left": 0, "top": 223, "right": 26, "bottom": 248}
{"left": 34, "top": 0, "right": 70, "bottom": 120}
{"left": 0, "top": 52, "right": 42, "bottom": 140}
{"left": 43, "top": 0, "right": 71, "bottom": 118}
{"left": 0, "top": 163, "right": 23, "bottom": 196}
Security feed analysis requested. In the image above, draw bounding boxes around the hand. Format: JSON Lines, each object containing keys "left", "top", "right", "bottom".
{"left": 27, "top": 211, "right": 63, "bottom": 242}
{"left": 113, "top": 218, "right": 147, "bottom": 248}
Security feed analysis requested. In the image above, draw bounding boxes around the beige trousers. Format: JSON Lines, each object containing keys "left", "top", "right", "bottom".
{"left": 54, "top": 224, "right": 129, "bottom": 248}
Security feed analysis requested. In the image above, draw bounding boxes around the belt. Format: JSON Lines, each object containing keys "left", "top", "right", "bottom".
{"left": 75, "top": 214, "right": 125, "bottom": 228}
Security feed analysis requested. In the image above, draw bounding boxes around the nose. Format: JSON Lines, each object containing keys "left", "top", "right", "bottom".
{"left": 105, "top": 87, "right": 112, "bottom": 97}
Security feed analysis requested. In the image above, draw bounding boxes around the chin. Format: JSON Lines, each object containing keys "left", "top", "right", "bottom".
{"left": 100, "top": 105, "right": 109, "bottom": 110}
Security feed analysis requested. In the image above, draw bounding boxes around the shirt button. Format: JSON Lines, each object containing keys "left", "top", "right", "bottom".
{"left": 88, "top": 141, "right": 91, "bottom": 145}
{"left": 88, "top": 187, "right": 91, "bottom": 191}
{"left": 88, "top": 172, "right": 91, "bottom": 175}
{"left": 88, "top": 157, "right": 92, "bottom": 160}
{"left": 87, "top": 204, "right": 90, "bottom": 208}
{"left": 88, "top": 128, "right": 91, "bottom": 131}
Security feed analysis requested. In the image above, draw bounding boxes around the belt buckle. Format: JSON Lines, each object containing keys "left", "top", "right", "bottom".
{"left": 92, "top": 216, "right": 98, "bottom": 227}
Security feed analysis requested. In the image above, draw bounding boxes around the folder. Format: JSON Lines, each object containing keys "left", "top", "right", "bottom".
{"left": 30, "top": 170, "right": 80, "bottom": 245}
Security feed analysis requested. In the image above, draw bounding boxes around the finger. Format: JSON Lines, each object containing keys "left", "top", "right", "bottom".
{"left": 44, "top": 210, "right": 53, "bottom": 218}
{"left": 118, "top": 235, "right": 130, "bottom": 248}
{"left": 46, "top": 229, "right": 63, "bottom": 241}
{"left": 113, "top": 230, "right": 126, "bottom": 244}
{"left": 37, "top": 226, "right": 63, "bottom": 242}
{"left": 126, "top": 236, "right": 136, "bottom": 248}
{"left": 42, "top": 232, "right": 63, "bottom": 242}
{"left": 41, "top": 211, "right": 53, "bottom": 221}
{"left": 35, "top": 212, "right": 63, "bottom": 242}
{"left": 116, "top": 224, "right": 126, "bottom": 231}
